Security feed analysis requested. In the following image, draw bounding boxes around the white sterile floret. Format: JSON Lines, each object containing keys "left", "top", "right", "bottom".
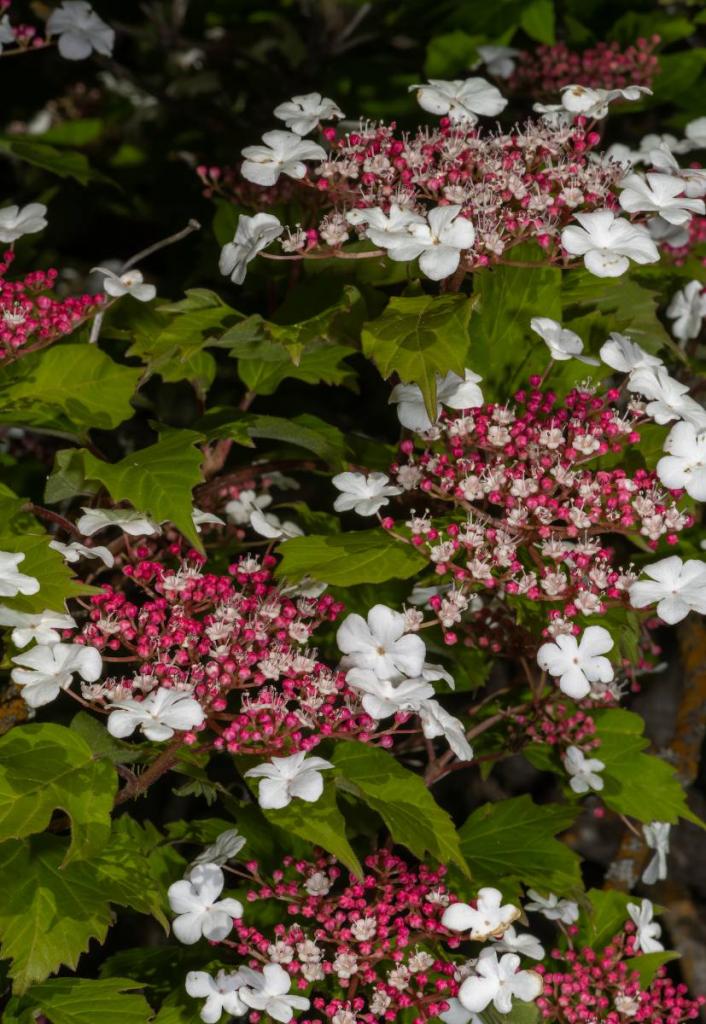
{"left": 685, "top": 116, "right": 706, "bottom": 151}
{"left": 244, "top": 751, "right": 333, "bottom": 810}
{"left": 107, "top": 687, "right": 205, "bottom": 741}
{"left": 249, "top": 508, "right": 303, "bottom": 540}
{"left": 273, "top": 92, "right": 344, "bottom": 135}
{"left": 560, "top": 84, "right": 651, "bottom": 119}
{"left": 626, "top": 366, "right": 705, "bottom": 427}
{"left": 455, "top": 948, "right": 542, "bottom": 1015}
{"left": 405, "top": 205, "right": 476, "bottom": 281}
{"left": 474, "top": 45, "right": 519, "bottom": 79}
{"left": 0, "top": 14, "right": 16, "bottom": 52}
{"left": 0, "top": 607, "right": 76, "bottom": 647}
{"left": 348, "top": 203, "right": 424, "bottom": 245}
{"left": 561, "top": 210, "right": 659, "bottom": 277}
{"left": 337, "top": 604, "right": 426, "bottom": 680}
{"left": 225, "top": 490, "right": 272, "bottom": 524}
{"left": 618, "top": 173, "right": 705, "bottom": 225}
{"left": 657, "top": 420, "right": 706, "bottom": 501}
{"left": 190, "top": 829, "right": 246, "bottom": 871}
{"left": 418, "top": 699, "right": 473, "bottom": 761}
{"left": 627, "top": 899, "right": 664, "bottom": 954}
{"left": 536, "top": 626, "right": 613, "bottom": 699}
{"left": 0, "top": 203, "right": 48, "bottom": 243}
{"left": 530, "top": 317, "right": 598, "bottom": 365}
{"left": 525, "top": 890, "right": 579, "bottom": 924}
{"left": 666, "top": 280, "right": 706, "bottom": 343}
{"left": 0, "top": 551, "right": 40, "bottom": 597}
{"left": 564, "top": 745, "right": 605, "bottom": 794}
{"left": 168, "top": 862, "right": 243, "bottom": 944}
{"left": 599, "top": 332, "right": 663, "bottom": 373}
{"left": 642, "top": 822, "right": 671, "bottom": 885}
{"left": 439, "top": 999, "right": 482, "bottom": 1024}
{"left": 493, "top": 926, "right": 545, "bottom": 961}
{"left": 239, "top": 962, "right": 311, "bottom": 1023}
{"left": 240, "top": 131, "right": 326, "bottom": 187}
{"left": 344, "top": 668, "right": 435, "bottom": 720}
{"left": 185, "top": 969, "right": 248, "bottom": 1023}
{"left": 92, "top": 266, "right": 156, "bottom": 302}
{"left": 46, "top": 1, "right": 115, "bottom": 60}
{"left": 410, "top": 77, "right": 507, "bottom": 124}
{"left": 192, "top": 508, "right": 225, "bottom": 530}
{"left": 390, "top": 369, "right": 484, "bottom": 432}
{"left": 49, "top": 539, "right": 115, "bottom": 568}
{"left": 442, "top": 888, "right": 520, "bottom": 940}
{"left": 220, "top": 213, "right": 283, "bottom": 285}
{"left": 629, "top": 555, "right": 706, "bottom": 624}
{"left": 645, "top": 146, "right": 706, "bottom": 198}
{"left": 11, "top": 642, "right": 102, "bottom": 708}
{"left": 332, "top": 471, "right": 402, "bottom": 517}
{"left": 77, "top": 507, "right": 161, "bottom": 537}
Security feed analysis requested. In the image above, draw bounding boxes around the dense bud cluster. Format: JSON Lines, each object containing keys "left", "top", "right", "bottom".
{"left": 507, "top": 38, "right": 660, "bottom": 98}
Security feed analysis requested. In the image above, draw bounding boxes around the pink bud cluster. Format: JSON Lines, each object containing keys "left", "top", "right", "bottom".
{"left": 0, "top": 1, "right": 46, "bottom": 53}
{"left": 507, "top": 38, "right": 660, "bottom": 97}
{"left": 0, "top": 250, "right": 104, "bottom": 359}
{"left": 661, "top": 214, "right": 706, "bottom": 267}
{"left": 513, "top": 701, "right": 602, "bottom": 754}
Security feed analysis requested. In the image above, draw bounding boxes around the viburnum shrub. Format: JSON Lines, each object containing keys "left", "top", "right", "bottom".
{"left": 1, "top": 5, "right": 706, "bottom": 1024}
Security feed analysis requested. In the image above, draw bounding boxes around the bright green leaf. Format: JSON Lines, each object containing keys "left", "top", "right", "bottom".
{"left": 521, "top": 0, "right": 555, "bottom": 43}
{"left": 276, "top": 530, "right": 427, "bottom": 585}
{"left": 4, "top": 977, "right": 152, "bottom": 1024}
{"left": 262, "top": 784, "right": 362, "bottom": 877}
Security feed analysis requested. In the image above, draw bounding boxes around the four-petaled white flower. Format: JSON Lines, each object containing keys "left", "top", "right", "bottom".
{"left": 619, "top": 173, "right": 704, "bottom": 225}
{"left": 345, "top": 668, "right": 435, "bottom": 720}
{"left": 240, "top": 131, "right": 326, "bottom": 187}
{"left": 390, "top": 369, "right": 484, "bottom": 432}
{"left": 273, "top": 92, "right": 344, "bottom": 135}
{"left": 629, "top": 556, "right": 706, "bottom": 624}
{"left": 0, "top": 551, "right": 40, "bottom": 598}
{"left": 626, "top": 367, "right": 705, "bottom": 427}
{"left": 627, "top": 899, "right": 664, "bottom": 954}
{"left": 525, "top": 890, "right": 579, "bottom": 924}
{"left": 249, "top": 508, "right": 303, "bottom": 540}
{"left": 0, "top": 607, "right": 76, "bottom": 648}
{"left": 0, "top": 203, "right": 48, "bottom": 243}
{"left": 92, "top": 266, "right": 156, "bottom": 302}
{"left": 190, "top": 829, "right": 246, "bottom": 871}
{"left": 244, "top": 751, "right": 333, "bottom": 810}
{"left": 493, "top": 926, "right": 545, "bottom": 961}
{"left": 185, "top": 969, "right": 247, "bottom": 1023}
{"left": 219, "top": 213, "right": 283, "bottom": 285}
{"left": 439, "top": 998, "right": 481, "bottom": 1024}
{"left": 348, "top": 203, "right": 425, "bottom": 248}
{"left": 657, "top": 420, "right": 706, "bottom": 501}
{"left": 665, "top": 280, "right": 706, "bottom": 342}
{"left": 685, "top": 116, "right": 706, "bottom": 151}
{"left": 192, "top": 508, "right": 225, "bottom": 531}
{"left": 11, "top": 642, "right": 102, "bottom": 708}
{"left": 332, "top": 471, "right": 402, "bottom": 517}
{"left": 642, "top": 822, "right": 671, "bottom": 885}
{"left": 442, "top": 888, "right": 520, "bottom": 940}
{"left": 46, "top": 1, "right": 115, "bottom": 60}
{"left": 225, "top": 490, "right": 272, "bottom": 525}
{"left": 564, "top": 744, "right": 605, "bottom": 794}
{"left": 530, "top": 317, "right": 598, "bottom": 365}
{"left": 49, "top": 539, "right": 115, "bottom": 568}
{"left": 410, "top": 78, "right": 507, "bottom": 124}
{"left": 337, "top": 604, "right": 426, "bottom": 680}
{"left": 474, "top": 45, "right": 519, "bottom": 79}
{"left": 560, "top": 84, "right": 651, "bottom": 119}
{"left": 405, "top": 206, "right": 476, "bottom": 281}
{"left": 418, "top": 699, "right": 473, "bottom": 761}
{"left": 107, "top": 686, "right": 205, "bottom": 741}
{"left": 455, "top": 948, "right": 543, "bottom": 1015}
{"left": 599, "top": 332, "right": 663, "bottom": 373}
{"left": 77, "top": 507, "right": 161, "bottom": 537}
{"left": 537, "top": 626, "right": 614, "bottom": 699}
{"left": 561, "top": 210, "right": 659, "bottom": 277}
{"left": 239, "top": 963, "right": 311, "bottom": 1023}
{"left": 168, "top": 862, "right": 243, "bottom": 944}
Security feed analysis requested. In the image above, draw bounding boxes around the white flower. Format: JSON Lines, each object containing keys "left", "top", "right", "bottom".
{"left": 642, "top": 822, "right": 670, "bottom": 885}
{"left": 474, "top": 45, "right": 519, "bottom": 79}
{"left": 185, "top": 969, "right": 247, "bottom": 1023}
{"left": 107, "top": 687, "right": 205, "bottom": 741}
{"left": 345, "top": 668, "right": 435, "bottom": 720}
{"left": 685, "top": 116, "right": 706, "bottom": 150}
{"left": 0, "top": 551, "right": 40, "bottom": 597}
{"left": 239, "top": 963, "right": 310, "bottom": 1023}
{"left": 493, "top": 926, "right": 545, "bottom": 961}
{"left": 11, "top": 642, "right": 102, "bottom": 708}
{"left": 533, "top": 102, "right": 572, "bottom": 128}
{"left": 337, "top": 604, "right": 426, "bottom": 680}
{"left": 49, "top": 539, "right": 114, "bottom": 568}
{"left": 418, "top": 699, "right": 473, "bottom": 761}
{"left": 249, "top": 508, "right": 303, "bottom": 540}
{"left": 241, "top": 130, "right": 326, "bottom": 187}
{"left": 456, "top": 948, "right": 542, "bottom": 1015}
{"left": 77, "top": 507, "right": 161, "bottom": 537}
{"left": 219, "top": 213, "right": 284, "bottom": 285}
{"left": 0, "top": 607, "right": 76, "bottom": 647}
{"left": 349, "top": 203, "right": 425, "bottom": 247}
{"left": 442, "top": 888, "right": 520, "bottom": 940}
{"left": 0, "top": 203, "right": 48, "bottom": 243}
{"left": 525, "top": 890, "right": 579, "bottom": 924}
{"left": 599, "top": 333, "right": 663, "bottom": 373}
{"left": 627, "top": 899, "right": 664, "bottom": 954}
{"left": 410, "top": 77, "right": 507, "bottom": 124}
{"left": 629, "top": 555, "right": 706, "bottom": 624}
{"left": 332, "top": 471, "right": 402, "bottom": 517}
{"left": 168, "top": 862, "right": 243, "bottom": 944}
{"left": 560, "top": 84, "right": 651, "bottom": 119}
{"left": 405, "top": 205, "right": 476, "bottom": 281}
{"left": 645, "top": 146, "right": 706, "bottom": 198}
{"left": 561, "top": 210, "right": 659, "bottom": 277}
{"left": 648, "top": 215, "right": 690, "bottom": 247}
{"left": 626, "top": 367, "right": 703, "bottom": 426}
{"left": 190, "top": 829, "right": 246, "bottom": 871}
{"left": 225, "top": 490, "right": 272, "bottom": 525}
{"left": 92, "top": 266, "right": 156, "bottom": 302}
{"left": 273, "top": 93, "right": 343, "bottom": 135}
{"left": 619, "top": 173, "right": 704, "bottom": 226}
{"left": 0, "top": 14, "right": 16, "bottom": 51}
{"left": 440, "top": 1000, "right": 482, "bottom": 1024}
{"left": 564, "top": 745, "right": 605, "bottom": 794}
{"left": 390, "top": 369, "right": 484, "bottom": 432}
{"left": 666, "top": 280, "right": 706, "bottom": 343}
{"left": 244, "top": 751, "right": 333, "bottom": 810}
{"left": 530, "top": 317, "right": 598, "bottom": 365}
{"left": 537, "top": 626, "right": 613, "bottom": 700}
{"left": 192, "top": 508, "right": 225, "bottom": 531}
{"left": 46, "top": 1, "right": 114, "bottom": 60}
{"left": 657, "top": 420, "right": 706, "bottom": 500}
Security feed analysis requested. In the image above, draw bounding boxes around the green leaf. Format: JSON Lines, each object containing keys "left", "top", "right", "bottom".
{"left": 204, "top": 412, "right": 348, "bottom": 466}
{"left": 4, "top": 977, "right": 152, "bottom": 1024}
{"left": 0, "top": 532, "right": 98, "bottom": 613}
{"left": 624, "top": 951, "right": 680, "bottom": 987}
{"left": 69, "top": 711, "right": 144, "bottom": 765}
{"left": 361, "top": 293, "right": 473, "bottom": 419}
{"left": 458, "top": 795, "right": 582, "bottom": 893}
{"left": 424, "top": 31, "right": 483, "bottom": 77}
{"left": 0, "top": 137, "right": 113, "bottom": 186}
{"left": 577, "top": 888, "right": 632, "bottom": 949}
{"left": 276, "top": 530, "right": 427, "bottom": 585}
{"left": 0, "top": 723, "right": 117, "bottom": 864}
{"left": 262, "top": 783, "right": 362, "bottom": 877}
{"left": 332, "top": 741, "right": 468, "bottom": 873}
{"left": 520, "top": 0, "right": 555, "bottom": 43}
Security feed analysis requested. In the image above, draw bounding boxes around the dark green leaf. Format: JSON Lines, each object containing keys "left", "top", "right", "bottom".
{"left": 276, "top": 530, "right": 427, "bottom": 585}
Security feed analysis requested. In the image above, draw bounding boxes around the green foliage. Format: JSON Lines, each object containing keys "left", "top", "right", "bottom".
{"left": 276, "top": 529, "right": 427, "bottom": 585}
{"left": 4, "top": 977, "right": 153, "bottom": 1024}
{"left": 262, "top": 783, "right": 363, "bottom": 877}
{"left": 577, "top": 888, "right": 633, "bottom": 949}
{"left": 520, "top": 0, "right": 556, "bottom": 43}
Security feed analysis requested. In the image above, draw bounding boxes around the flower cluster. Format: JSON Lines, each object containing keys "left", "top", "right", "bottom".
{"left": 506, "top": 38, "right": 660, "bottom": 98}
{"left": 0, "top": 1, "right": 114, "bottom": 61}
